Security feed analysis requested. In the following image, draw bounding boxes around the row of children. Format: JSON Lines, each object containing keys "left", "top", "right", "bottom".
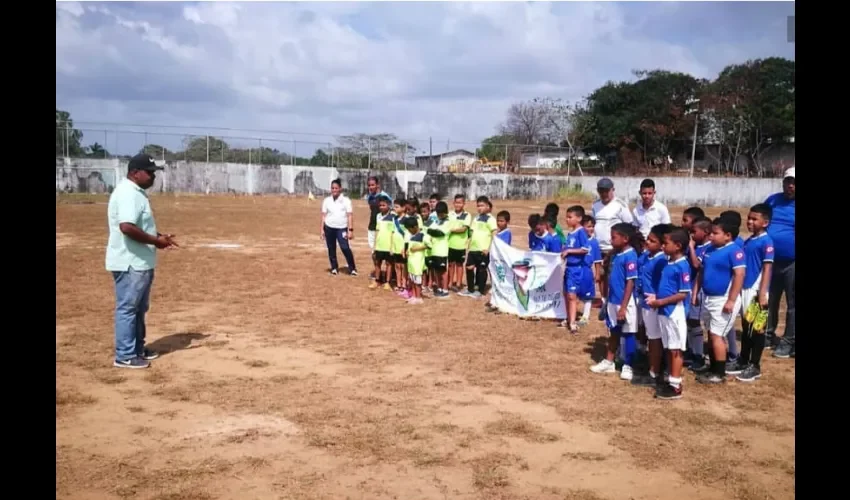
{"left": 368, "top": 193, "right": 510, "bottom": 304}
{"left": 584, "top": 204, "right": 775, "bottom": 400}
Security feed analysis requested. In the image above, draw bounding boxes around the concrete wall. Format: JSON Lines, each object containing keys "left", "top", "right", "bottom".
{"left": 56, "top": 158, "right": 783, "bottom": 207}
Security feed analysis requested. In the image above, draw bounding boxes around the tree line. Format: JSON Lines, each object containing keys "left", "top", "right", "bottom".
{"left": 487, "top": 57, "right": 794, "bottom": 176}
{"left": 56, "top": 56, "right": 793, "bottom": 176}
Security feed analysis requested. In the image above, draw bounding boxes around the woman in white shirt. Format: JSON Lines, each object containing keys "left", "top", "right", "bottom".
{"left": 320, "top": 178, "right": 358, "bottom": 276}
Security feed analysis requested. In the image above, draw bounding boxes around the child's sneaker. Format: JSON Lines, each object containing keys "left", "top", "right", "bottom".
{"left": 470, "top": 291, "right": 483, "bottom": 299}
{"left": 577, "top": 317, "right": 589, "bottom": 326}
{"left": 369, "top": 282, "right": 379, "bottom": 289}
{"left": 458, "top": 290, "right": 475, "bottom": 297}
{"left": 696, "top": 373, "right": 726, "bottom": 384}
{"left": 726, "top": 359, "right": 748, "bottom": 376}
{"left": 735, "top": 364, "right": 761, "bottom": 383}
{"left": 619, "top": 365, "right": 634, "bottom": 381}
{"left": 406, "top": 297, "right": 423, "bottom": 305}
{"left": 400, "top": 290, "right": 412, "bottom": 299}
{"left": 382, "top": 283, "right": 392, "bottom": 291}
{"left": 590, "top": 359, "right": 617, "bottom": 374}
{"left": 655, "top": 384, "right": 683, "bottom": 400}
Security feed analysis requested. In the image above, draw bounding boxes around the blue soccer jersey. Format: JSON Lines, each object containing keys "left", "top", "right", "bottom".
{"left": 585, "top": 237, "right": 603, "bottom": 267}
{"left": 701, "top": 242, "right": 746, "bottom": 296}
{"left": 608, "top": 247, "right": 638, "bottom": 305}
{"left": 528, "top": 231, "right": 546, "bottom": 251}
{"left": 742, "top": 233, "right": 775, "bottom": 289}
{"left": 564, "top": 227, "right": 590, "bottom": 267}
{"left": 734, "top": 235, "right": 745, "bottom": 248}
{"left": 639, "top": 250, "right": 667, "bottom": 310}
{"left": 656, "top": 256, "right": 692, "bottom": 317}
{"left": 544, "top": 232, "right": 563, "bottom": 253}
{"left": 496, "top": 229, "right": 512, "bottom": 245}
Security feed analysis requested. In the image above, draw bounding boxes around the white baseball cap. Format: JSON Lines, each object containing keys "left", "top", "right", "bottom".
{"left": 783, "top": 166, "right": 795, "bottom": 179}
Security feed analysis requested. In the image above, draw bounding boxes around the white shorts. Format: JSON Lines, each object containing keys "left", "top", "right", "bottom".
{"left": 409, "top": 274, "right": 422, "bottom": 285}
{"left": 606, "top": 297, "right": 638, "bottom": 334}
{"left": 687, "top": 290, "right": 704, "bottom": 321}
{"left": 740, "top": 281, "right": 767, "bottom": 313}
{"left": 368, "top": 230, "right": 376, "bottom": 250}
{"left": 641, "top": 308, "right": 661, "bottom": 340}
{"left": 701, "top": 294, "right": 742, "bottom": 337}
{"left": 658, "top": 304, "right": 688, "bottom": 350}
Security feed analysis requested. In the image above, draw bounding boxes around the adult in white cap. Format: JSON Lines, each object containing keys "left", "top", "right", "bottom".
{"left": 106, "top": 154, "right": 179, "bottom": 369}
{"left": 764, "top": 167, "right": 795, "bottom": 358}
{"left": 591, "top": 177, "right": 634, "bottom": 314}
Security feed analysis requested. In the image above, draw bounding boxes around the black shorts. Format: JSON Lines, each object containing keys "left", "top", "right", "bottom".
{"left": 425, "top": 257, "right": 434, "bottom": 269}
{"left": 375, "top": 251, "right": 392, "bottom": 265}
{"left": 448, "top": 248, "right": 467, "bottom": 264}
{"left": 466, "top": 251, "right": 489, "bottom": 268}
{"left": 429, "top": 256, "right": 448, "bottom": 270}
{"left": 393, "top": 253, "right": 407, "bottom": 264}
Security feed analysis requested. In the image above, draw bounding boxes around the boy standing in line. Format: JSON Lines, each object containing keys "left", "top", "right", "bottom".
{"left": 578, "top": 216, "right": 603, "bottom": 325}
{"left": 631, "top": 223, "right": 671, "bottom": 388}
{"left": 460, "top": 196, "right": 499, "bottom": 298}
{"left": 647, "top": 226, "right": 692, "bottom": 400}
{"left": 496, "top": 210, "right": 512, "bottom": 245}
{"left": 694, "top": 218, "right": 746, "bottom": 384}
{"left": 528, "top": 214, "right": 547, "bottom": 251}
{"left": 717, "top": 210, "right": 745, "bottom": 368}
{"left": 404, "top": 217, "right": 428, "bottom": 305}
{"left": 370, "top": 196, "right": 396, "bottom": 291}
{"left": 684, "top": 216, "right": 712, "bottom": 371}
{"left": 544, "top": 202, "right": 567, "bottom": 244}
{"left": 560, "top": 206, "right": 591, "bottom": 333}
{"left": 731, "top": 204, "right": 774, "bottom": 382}
{"left": 426, "top": 201, "right": 452, "bottom": 298}
{"left": 391, "top": 199, "right": 408, "bottom": 293}
{"left": 419, "top": 202, "right": 434, "bottom": 294}
{"left": 448, "top": 194, "right": 472, "bottom": 292}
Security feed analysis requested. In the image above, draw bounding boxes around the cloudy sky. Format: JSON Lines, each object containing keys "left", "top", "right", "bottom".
{"left": 56, "top": 1, "right": 795, "bottom": 156}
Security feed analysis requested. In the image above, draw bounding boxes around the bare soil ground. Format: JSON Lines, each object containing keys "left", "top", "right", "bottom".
{"left": 56, "top": 195, "right": 794, "bottom": 500}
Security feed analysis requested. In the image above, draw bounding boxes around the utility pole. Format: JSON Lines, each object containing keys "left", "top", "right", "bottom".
{"left": 686, "top": 97, "right": 700, "bottom": 177}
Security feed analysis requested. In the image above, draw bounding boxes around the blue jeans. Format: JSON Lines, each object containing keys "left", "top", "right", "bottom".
{"left": 112, "top": 268, "right": 154, "bottom": 361}
{"left": 323, "top": 225, "right": 356, "bottom": 272}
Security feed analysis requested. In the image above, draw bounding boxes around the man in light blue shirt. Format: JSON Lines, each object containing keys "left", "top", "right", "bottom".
{"left": 106, "top": 154, "right": 178, "bottom": 369}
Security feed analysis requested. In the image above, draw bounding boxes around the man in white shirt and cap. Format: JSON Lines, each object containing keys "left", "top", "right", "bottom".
{"left": 591, "top": 177, "right": 634, "bottom": 317}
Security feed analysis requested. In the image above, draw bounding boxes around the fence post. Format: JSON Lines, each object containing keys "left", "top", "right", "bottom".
{"left": 294, "top": 140, "right": 297, "bottom": 166}
{"left": 291, "top": 139, "right": 296, "bottom": 167}
{"left": 206, "top": 135, "right": 210, "bottom": 163}
{"left": 259, "top": 138, "right": 263, "bottom": 164}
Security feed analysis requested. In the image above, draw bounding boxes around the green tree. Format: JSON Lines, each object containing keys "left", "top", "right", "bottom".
{"left": 85, "top": 142, "right": 109, "bottom": 158}
{"left": 56, "top": 109, "right": 84, "bottom": 157}
{"left": 310, "top": 149, "right": 330, "bottom": 166}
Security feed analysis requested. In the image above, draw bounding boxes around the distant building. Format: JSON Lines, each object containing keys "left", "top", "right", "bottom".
{"left": 518, "top": 149, "right": 598, "bottom": 170}
{"left": 414, "top": 149, "right": 477, "bottom": 172}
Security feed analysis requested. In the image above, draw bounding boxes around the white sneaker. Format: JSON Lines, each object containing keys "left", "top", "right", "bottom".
{"left": 620, "top": 365, "right": 634, "bottom": 381}
{"left": 590, "top": 359, "right": 616, "bottom": 374}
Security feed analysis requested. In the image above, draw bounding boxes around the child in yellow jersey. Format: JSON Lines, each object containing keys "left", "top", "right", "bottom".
{"left": 419, "top": 202, "right": 435, "bottom": 295}
{"left": 404, "top": 217, "right": 428, "bottom": 305}
{"left": 459, "top": 196, "right": 498, "bottom": 298}
{"left": 370, "top": 196, "right": 395, "bottom": 290}
{"left": 448, "top": 194, "right": 472, "bottom": 292}
{"left": 427, "top": 201, "right": 452, "bottom": 299}
{"left": 391, "top": 199, "right": 408, "bottom": 294}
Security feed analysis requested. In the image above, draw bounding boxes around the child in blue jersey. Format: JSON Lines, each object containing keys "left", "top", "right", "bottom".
{"left": 646, "top": 226, "right": 692, "bottom": 400}
{"left": 685, "top": 217, "right": 712, "bottom": 372}
{"left": 630, "top": 223, "right": 672, "bottom": 388}
{"left": 560, "top": 206, "right": 591, "bottom": 333}
{"left": 720, "top": 210, "right": 746, "bottom": 248}
{"left": 496, "top": 210, "right": 512, "bottom": 245}
{"left": 544, "top": 216, "right": 563, "bottom": 253}
{"left": 590, "top": 223, "right": 641, "bottom": 381}
{"left": 578, "top": 215, "right": 603, "bottom": 325}
{"left": 528, "top": 214, "right": 547, "bottom": 251}
{"left": 717, "top": 210, "right": 745, "bottom": 366}
{"left": 730, "top": 203, "right": 775, "bottom": 382}
{"left": 694, "top": 218, "right": 746, "bottom": 384}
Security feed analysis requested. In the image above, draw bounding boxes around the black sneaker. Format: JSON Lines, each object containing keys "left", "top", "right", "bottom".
{"left": 789, "top": 345, "right": 795, "bottom": 358}
{"left": 140, "top": 349, "right": 159, "bottom": 361}
{"left": 696, "top": 373, "right": 725, "bottom": 384}
{"left": 655, "top": 384, "right": 683, "bottom": 400}
{"left": 725, "top": 359, "right": 747, "bottom": 375}
{"left": 114, "top": 357, "right": 150, "bottom": 369}
{"left": 631, "top": 374, "right": 656, "bottom": 387}
{"left": 735, "top": 364, "right": 761, "bottom": 383}
{"left": 773, "top": 343, "right": 792, "bottom": 359}
{"left": 689, "top": 358, "right": 709, "bottom": 373}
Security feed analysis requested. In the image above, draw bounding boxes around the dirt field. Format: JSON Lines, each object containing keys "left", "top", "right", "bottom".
{"left": 56, "top": 195, "right": 794, "bottom": 500}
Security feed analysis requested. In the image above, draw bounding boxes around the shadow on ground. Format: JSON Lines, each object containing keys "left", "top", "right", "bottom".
{"left": 147, "top": 332, "right": 210, "bottom": 356}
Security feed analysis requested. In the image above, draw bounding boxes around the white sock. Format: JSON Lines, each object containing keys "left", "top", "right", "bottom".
{"left": 669, "top": 376, "right": 682, "bottom": 389}
{"left": 582, "top": 301, "right": 592, "bottom": 318}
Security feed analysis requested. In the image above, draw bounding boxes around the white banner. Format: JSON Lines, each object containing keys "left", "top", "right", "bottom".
{"left": 488, "top": 237, "right": 566, "bottom": 319}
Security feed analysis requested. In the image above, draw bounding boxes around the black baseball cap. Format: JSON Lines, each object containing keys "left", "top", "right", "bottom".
{"left": 597, "top": 177, "right": 614, "bottom": 190}
{"left": 128, "top": 154, "right": 164, "bottom": 172}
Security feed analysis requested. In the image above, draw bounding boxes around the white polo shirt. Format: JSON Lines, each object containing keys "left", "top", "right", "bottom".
{"left": 321, "top": 194, "right": 353, "bottom": 229}
{"left": 632, "top": 200, "right": 671, "bottom": 238}
{"left": 591, "top": 198, "right": 634, "bottom": 252}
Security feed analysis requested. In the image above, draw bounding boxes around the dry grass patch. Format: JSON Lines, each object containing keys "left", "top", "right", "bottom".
{"left": 484, "top": 412, "right": 560, "bottom": 443}
{"left": 470, "top": 452, "right": 528, "bottom": 490}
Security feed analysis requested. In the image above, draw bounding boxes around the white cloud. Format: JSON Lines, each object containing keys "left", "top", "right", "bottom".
{"left": 55, "top": 1, "right": 795, "bottom": 155}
